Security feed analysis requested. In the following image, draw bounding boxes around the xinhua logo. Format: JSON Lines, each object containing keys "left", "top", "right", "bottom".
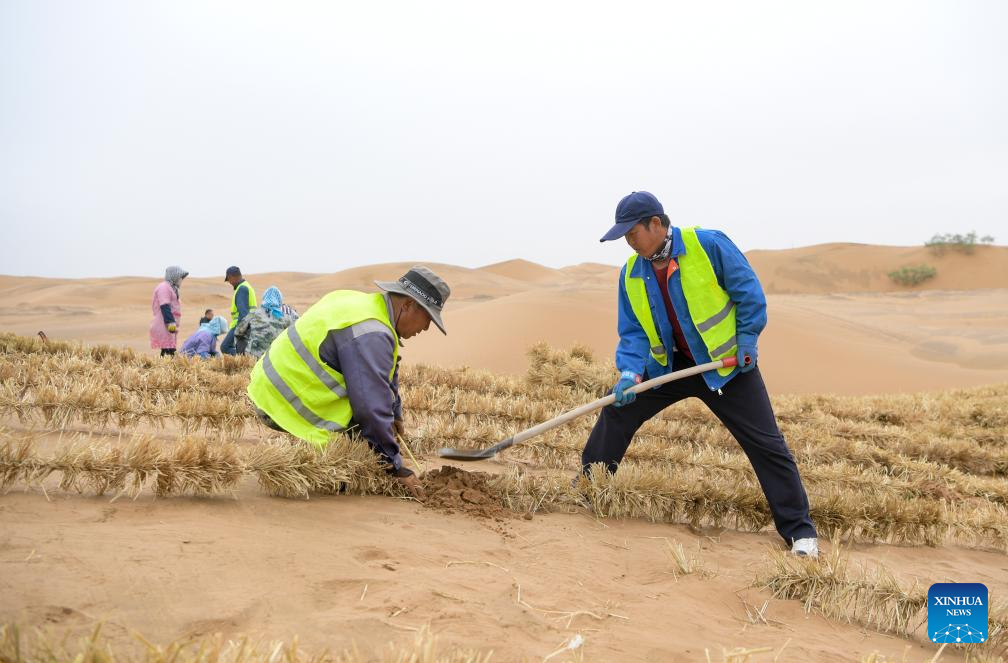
{"left": 928, "top": 583, "right": 988, "bottom": 644}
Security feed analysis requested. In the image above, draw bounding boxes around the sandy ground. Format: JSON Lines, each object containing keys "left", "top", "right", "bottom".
{"left": 2, "top": 245, "right": 1007, "bottom": 660}
{"left": 1, "top": 245, "right": 1006, "bottom": 395}
{"left": 4, "top": 430, "right": 1007, "bottom": 662}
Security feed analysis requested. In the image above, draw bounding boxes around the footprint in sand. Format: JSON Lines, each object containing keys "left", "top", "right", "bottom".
{"left": 311, "top": 577, "right": 376, "bottom": 608}
{"left": 183, "top": 604, "right": 262, "bottom": 637}
{"left": 38, "top": 605, "right": 85, "bottom": 624}
{"left": 352, "top": 546, "right": 390, "bottom": 563}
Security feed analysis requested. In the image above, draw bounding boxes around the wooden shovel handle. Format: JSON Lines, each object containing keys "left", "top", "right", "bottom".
{"left": 509, "top": 357, "right": 737, "bottom": 448}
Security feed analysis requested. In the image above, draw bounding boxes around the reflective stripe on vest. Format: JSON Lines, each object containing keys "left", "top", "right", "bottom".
{"left": 624, "top": 227, "right": 737, "bottom": 377}
{"left": 287, "top": 324, "right": 348, "bottom": 398}
{"left": 261, "top": 352, "right": 345, "bottom": 433}
{"left": 246, "top": 290, "right": 398, "bottom": 447}
{"left": 230, "top": 281, "right": 258, "bottom": 329}
{"left": 623, "top": 256, "right": 668, "bottom": 367}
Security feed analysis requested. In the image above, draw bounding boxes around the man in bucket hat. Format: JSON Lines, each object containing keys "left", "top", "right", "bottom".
{"left": 585, "top": 191, "right": 819, "bottom": 558}
{"left": 247, "top": 266, "right": 450, "bottom": 499}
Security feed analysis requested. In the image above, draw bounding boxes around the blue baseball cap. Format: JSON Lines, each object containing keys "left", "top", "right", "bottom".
{"left": 600, "top": 191, "right": 664, "bottom": 242}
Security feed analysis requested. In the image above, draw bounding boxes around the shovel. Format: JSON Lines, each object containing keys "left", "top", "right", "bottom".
{"left": 438, "top": 356, "right": 739, "bottom": 461}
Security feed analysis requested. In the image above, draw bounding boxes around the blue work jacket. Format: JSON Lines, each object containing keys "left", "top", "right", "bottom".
{"left": 615, "top": 226, "right": 767, "bottom": 391}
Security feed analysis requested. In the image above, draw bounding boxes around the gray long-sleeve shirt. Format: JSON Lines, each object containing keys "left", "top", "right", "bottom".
{"left": 317, "top": 296, "right": 403, "bottom": 473}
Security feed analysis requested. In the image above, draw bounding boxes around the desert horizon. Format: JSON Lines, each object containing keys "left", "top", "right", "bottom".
{"left": 3, "top": 242, "right": 1006, "bottom": 396}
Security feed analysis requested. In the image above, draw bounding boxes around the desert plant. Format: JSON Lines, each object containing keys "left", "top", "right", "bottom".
{"left": 926, "top": 231, "right": 996, "bottom": 256}
{"left": 887, "top": 264, "right": 937, "bottom": 286}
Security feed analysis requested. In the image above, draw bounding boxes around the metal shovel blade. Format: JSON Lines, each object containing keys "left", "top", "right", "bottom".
{"left": 436, "top": 447, "right": 498, "bottom": 461}
{"left": 437, "top": 436, "right": 515, "bottom": 461}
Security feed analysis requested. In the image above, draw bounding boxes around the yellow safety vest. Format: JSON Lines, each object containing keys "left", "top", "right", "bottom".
{"left": 246, "top": 290, "right": 399, "bottom": 447}
{"left": 624, "top": 227, "right": 737, "bottom": 377}
{"left": 230, "top": 281, "right": 258, "bottom": 329}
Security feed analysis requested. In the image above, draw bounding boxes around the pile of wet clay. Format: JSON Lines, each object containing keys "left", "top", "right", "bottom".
{"left": 422, "top": 466, "right": 511, "bottom": 520}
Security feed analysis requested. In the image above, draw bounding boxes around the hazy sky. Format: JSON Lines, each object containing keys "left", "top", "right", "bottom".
{"left": 1, "top": 1, "right": 1005, "bottom": 278}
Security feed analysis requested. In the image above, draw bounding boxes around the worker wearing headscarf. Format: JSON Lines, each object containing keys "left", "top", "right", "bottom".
{"left": 180, "top": 315, "right": 228, "bottom": 359}
{"left": 260, "top": 286, "right": 285, "bottom": 319}
{"left": 235, "top": 286, "right": 299, "bottom": 357}
{"left": 150, "top": 265, "right": 188, "bottom": 357}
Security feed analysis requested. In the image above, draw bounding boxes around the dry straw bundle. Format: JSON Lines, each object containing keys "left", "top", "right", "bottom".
{"left": 473, "top": 456, "right": 1008, "bottom": 549}
{"left": 756, "top": 547, "right": 928, "bottom": 636}
{"left": 0, "top": 433, "right": 245, "bottom": 498}
{"left": 524, "top": 342, "right": 617, "bottom": 396}
{"left": 410, "top": 345, "right": 1007, "bottom": 479}
{"left": 402, "top": 419, "right": 1008, "bottom": 540}
{"left": 0, "top": 331, "right": 149, "bottom": 367}
{"left": 0, "top": 331, "right": 254, "bottom": 376}
{"left": 2, "top": 332, "right": 1007, "bottom": 549}
{"left": 433, "top": 417, "right": 1008, "bottom": 504}
{"left": 569, "top": 462, "right": 1008, "bottom": 549}
{"left": 4, "top": 332, "right": 1005, "bottom": 468}
{"left": 756, "top": 547, "right": 1008, "bottom": 657}
{"left": 244, "top": 434, "right": 400, "bottom": 499}
{"left": 0, "top": 378, "right": 257, "bottom": 435}
{"left": 3, "top": 427, "right": 1008, "bottom": 549}
{"left": 0, "top": 431, "right": 404, "bottom": 502}
{"left": 404, "top": 362, "right": 535, "bottom": 399}
{"left": 0, "top": 623, "right": 494, "bottom": 663}
{"left": 775, "top": 385, "right": 1008, "bottom": 432}
{"left": 404, "top": 382, "right": 580, "bottom": 424}
{"left": 0, "top": 351, "right": 249, "bottom": 397}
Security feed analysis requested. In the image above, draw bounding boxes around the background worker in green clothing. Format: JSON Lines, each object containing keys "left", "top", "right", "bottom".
{"left": 221, "top": 265, "right": 257, "bottom": 355}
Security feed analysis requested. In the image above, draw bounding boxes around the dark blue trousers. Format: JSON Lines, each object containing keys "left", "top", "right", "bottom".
{"left": 581, "top": 354, "right": 817, "bottom": 543}
{"left": 220, "top": 327, "right": 238, "bottom": 355}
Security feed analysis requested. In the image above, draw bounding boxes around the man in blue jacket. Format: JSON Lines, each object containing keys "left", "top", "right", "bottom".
{"left": 583, "top": 191, "right": 818, "bottom": 557}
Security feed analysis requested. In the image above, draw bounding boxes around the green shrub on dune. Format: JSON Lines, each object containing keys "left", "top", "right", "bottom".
{"left": 887, "top": 264, "right": 937, "bottom": 286}
{"left": 925, "top": 231, "right": 995, "bottom": 256}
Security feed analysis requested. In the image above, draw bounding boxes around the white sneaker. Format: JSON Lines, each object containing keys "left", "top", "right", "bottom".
{"left": 791, "top": 537, "right": 819, "bottom": 559}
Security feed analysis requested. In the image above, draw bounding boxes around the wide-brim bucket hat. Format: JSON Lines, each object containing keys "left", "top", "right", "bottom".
{"left": 375, "top": 265, "right": 450, "bottom": 335}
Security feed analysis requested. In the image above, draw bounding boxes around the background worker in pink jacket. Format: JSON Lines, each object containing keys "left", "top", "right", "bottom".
{"left": 149, "top": 265, "right": 188, "bottom": 357}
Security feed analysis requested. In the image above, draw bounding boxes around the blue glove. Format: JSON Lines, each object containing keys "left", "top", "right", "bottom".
{"left": 737, "top": 343, "right": 757, "bottom": 373}
{"left": 611, "top": 371, "right": 641, "bottom": 407}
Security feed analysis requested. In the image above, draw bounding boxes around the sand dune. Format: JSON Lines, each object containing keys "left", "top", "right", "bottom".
{"left": 478, "top": 258, "right": 565, "bottom": 284}
{"left": 1, "top": 244, "right": 1005, "bottom": 395}
{"left": 761, "top": 291, "right": 1008, "bottom": 393}
{"left": 405, "top": 286, "right": 617, "bottom": 374}
{"left": 747, "top": 243, "right": 1008, "bottom": 294}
